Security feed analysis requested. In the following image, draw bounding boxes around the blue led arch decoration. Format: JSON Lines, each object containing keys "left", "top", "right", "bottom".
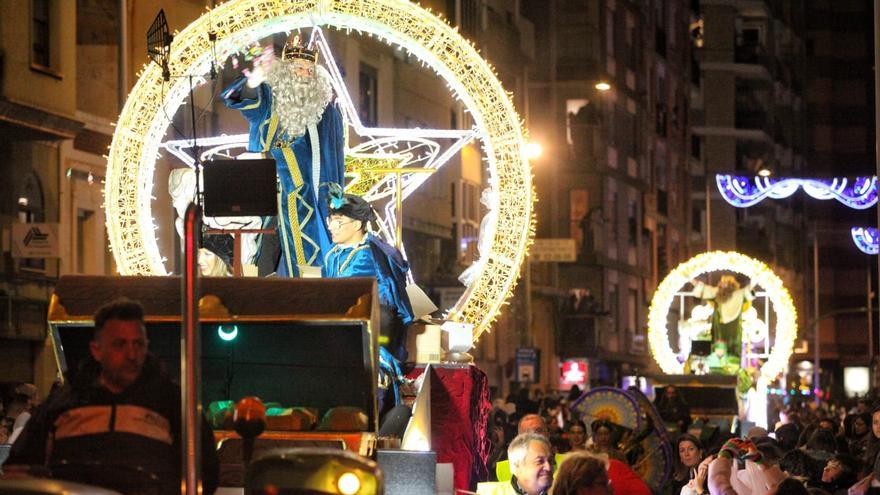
{"left": 716, "top": 175, "right": 878, "bottom": 210}
{"left": 851, "top": 227, "right": 880, "bottom": 255}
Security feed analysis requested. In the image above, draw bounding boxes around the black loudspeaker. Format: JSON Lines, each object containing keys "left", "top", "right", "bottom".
{"left": 559, "top": 315, "right": 597, "bottom": 358}
{"left": 203, "top": 159, "right": 277, "bottom": 217}
{"left": 691, "top": 340, "right": 712, "bottom": 356}
{"left": 377, "top": 450, "right": 436, "bottom": 495}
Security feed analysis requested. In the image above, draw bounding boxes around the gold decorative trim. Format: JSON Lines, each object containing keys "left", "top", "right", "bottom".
{"left": 199, "top": 294, "right": 232, "bottom": 319}
{"left": 47, "top": 293, "right": 70, "bottom": 322}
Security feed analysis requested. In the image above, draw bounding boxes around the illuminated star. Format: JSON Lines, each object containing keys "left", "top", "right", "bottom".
{"left": 161, "top": 26, "right": 476, "bottom": 248}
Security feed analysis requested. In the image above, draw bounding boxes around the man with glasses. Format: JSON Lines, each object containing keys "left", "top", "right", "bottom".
{"left": 321, "top": 184, "right": 415, "bottom": 417}
{"left": 321, "top": 184, "right": 415, "bottom": 362}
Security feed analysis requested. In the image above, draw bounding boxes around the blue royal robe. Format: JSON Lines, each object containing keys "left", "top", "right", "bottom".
{"left": 323, "top": 233, "right": 415, "bottom": 407}
{"left": 322, "top": 233, "right": 415, "bottom": 361}
{"left": 223, "top": 77, "right": 345, "bottom": 277}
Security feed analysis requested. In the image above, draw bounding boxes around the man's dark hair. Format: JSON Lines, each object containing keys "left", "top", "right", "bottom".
{"left": 805, "top": 428, "right": 837, "bottom": 454}
{"left": 775, "top": 423, "right": 801, "bottom": 451}
{"left": 830, "top": 453, "right": 861, "bottom": 489}
{"left": 93, "top": 298, "right": 145, "bottom": 340}
{"left": 754, "top": 437, "right": 783, "bottom": 465}
{"left": 780, "top": 450, "right": 818, "bottom": 479}
{"left": 774, "top": 478, "right": 809, "bottom": 495}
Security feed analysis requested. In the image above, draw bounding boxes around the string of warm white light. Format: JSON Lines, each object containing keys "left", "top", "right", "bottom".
{"left": 647, "top": 251, "right": 797, "bottom": 380}
{"left": 105, "top": 0, "right": 534, "bottom": 339}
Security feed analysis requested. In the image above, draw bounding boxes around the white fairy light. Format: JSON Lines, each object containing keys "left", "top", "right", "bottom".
{"left": 105, "top": 0, "right": 534, "bottom": 340}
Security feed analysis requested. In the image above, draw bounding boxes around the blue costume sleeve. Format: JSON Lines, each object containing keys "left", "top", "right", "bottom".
{"left": 221, "top": 77, "right": 273, "bottom": 153}
{"left": 367, "top": 234, "right": 415, "bottom": 326}
{"left": 315, "top": 103, "right": 346, "bottom": 221}
{"left": 339, "top": 246, "right": 377, "bottom": 278}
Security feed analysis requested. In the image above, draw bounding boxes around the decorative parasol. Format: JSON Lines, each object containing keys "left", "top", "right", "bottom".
{"left": 629, "top": 431, "right": 673, "bottom": 491}
{"left": 624, "top": 388, "right": 673, "bottom": 490}
{"left": 626, "top": 388, "right": 670, "bottom": 444}
{"left": 570, "top": 387, "right": 641, "bottom": 432}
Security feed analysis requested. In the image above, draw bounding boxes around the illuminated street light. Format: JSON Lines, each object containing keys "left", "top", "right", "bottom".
{"left": 525, "top": 141, "right": 543, "bottom": 160}
{"left": 594, "top": 81, "right": 611, "bottom": 91}
{"left": 758, "top": 168, "right": 772, "bottom": 177}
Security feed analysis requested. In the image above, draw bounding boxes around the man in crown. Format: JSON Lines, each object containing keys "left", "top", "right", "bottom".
{"left": 223, "top": 35, "right": 344, "bottom": 277}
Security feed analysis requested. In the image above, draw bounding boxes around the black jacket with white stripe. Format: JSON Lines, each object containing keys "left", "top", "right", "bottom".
{"left": 8, "top": 354, "right": 219, "bottom": 494}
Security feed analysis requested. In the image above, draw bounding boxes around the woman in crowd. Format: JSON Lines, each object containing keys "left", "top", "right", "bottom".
{"left": 655, "top": 386, "right": 692, "bottom": 433}
{"left": 861, "top": 407, "right": 880, "bottom": 471}
{"left": 845, "top": 413, "right": 872, "bottom": 461}
{"left": 669, "top": 434, "right": 706, "bottom": 495}
{"left": 550, "top": 451, "right": 612, "bottom": 495}
{"left": 565, "top": 421, "right": 588, "bottom": 453}
{"left": 810, "top": 454, "right": 860, "bottom": 494}
{"left": 588, "top": 420, "right": 625, "bottom": 462}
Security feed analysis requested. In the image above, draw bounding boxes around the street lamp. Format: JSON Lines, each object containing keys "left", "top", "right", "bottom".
{"left": 525, "top": 141, "right": 543, "bottom": 160}
{"left": 594, "top": 81, "right": 611, "bottom": 91}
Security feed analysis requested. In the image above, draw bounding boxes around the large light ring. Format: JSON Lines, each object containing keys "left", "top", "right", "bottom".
{"left": 647, "top": 251, "right": 797, "bottom": 380}
{"left": 105, "top": 0, "right": 534, "bottom": 339}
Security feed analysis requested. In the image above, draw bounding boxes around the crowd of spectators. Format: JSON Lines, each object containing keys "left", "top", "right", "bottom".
{"left": 0, "top": 382, "right": 38, "bottom": 446}
{"left": 482, "top": 386, "right": 880, "bottom": 495}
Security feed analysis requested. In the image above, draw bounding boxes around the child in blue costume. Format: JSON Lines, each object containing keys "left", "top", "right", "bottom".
{"left": 322, "top": 184, "right": 414, "bottom": 410}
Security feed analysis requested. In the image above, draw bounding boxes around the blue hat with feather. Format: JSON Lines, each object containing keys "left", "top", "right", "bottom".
{"left": 325, "top": 182, "right": 377, "bottom": 223}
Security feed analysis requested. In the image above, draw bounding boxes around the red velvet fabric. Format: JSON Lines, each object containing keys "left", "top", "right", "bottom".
{"left": 608, "top": 459, "right": 652, "bottom": 495}
{"left": 408, "top": 365, "right": 491, "bottom": 491}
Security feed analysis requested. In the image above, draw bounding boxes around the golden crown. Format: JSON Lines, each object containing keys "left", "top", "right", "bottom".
{"left": 282, "top": 35, "right": 318, "bottom": 63}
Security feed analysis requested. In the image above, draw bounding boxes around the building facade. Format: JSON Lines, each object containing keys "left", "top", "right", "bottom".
{"left": 802, "top": 0, "right": 876, "bottom": 394}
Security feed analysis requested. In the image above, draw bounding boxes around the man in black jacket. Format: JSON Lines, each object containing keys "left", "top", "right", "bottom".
{"left": 8, "top": 298, "right": 219, "bottom": 494}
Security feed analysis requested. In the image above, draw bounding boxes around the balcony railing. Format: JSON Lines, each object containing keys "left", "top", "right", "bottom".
{"left": 735, "top": 109, "right": 770, "bottom": 132}
{"left": 734, "top": 43, "right": 772, "bottom": 69}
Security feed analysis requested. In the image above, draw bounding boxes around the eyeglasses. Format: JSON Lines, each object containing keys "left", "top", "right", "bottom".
{"left": 327, "top": 218, "right": 358, "bottom": 229}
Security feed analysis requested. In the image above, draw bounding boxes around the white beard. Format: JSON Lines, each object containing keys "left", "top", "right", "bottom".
{"left": 266, "top": 62, "right": 333, "bottom": 139}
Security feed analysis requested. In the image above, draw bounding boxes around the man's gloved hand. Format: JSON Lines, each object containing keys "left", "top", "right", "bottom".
{"left": 718, "top": 438, "right": 746, "bottom": 459}
{"left": 243, "top": 44, "right": 275, "bottom": 88}
{"left": 739, "top": 439, "right": 763, "bottom": 464}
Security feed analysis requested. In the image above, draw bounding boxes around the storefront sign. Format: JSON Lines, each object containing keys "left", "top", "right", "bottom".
{"left": 11, "top": 223, "right": 60, "bottom": 258}
{"left": 530, "top": 238, "right": 577, "bottom": 262}
{"left": 560, "top": 359, "right": 588, "bottom": 389}
{"left": 516, "top": 347, "right": 540, "bottom": 383}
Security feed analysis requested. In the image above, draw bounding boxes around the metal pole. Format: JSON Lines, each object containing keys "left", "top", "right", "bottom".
{"left": 705, "top": 167, "right": 712, "bottom": 251}
{"left": 117, "top": 0, "right": 128, "bottom": 111}
{"left": 182, "top": 203, "right": 202, "bottom": 494}
{"left": 524, "top": 258, "right": 532, "bottom": 347}
{"left": 813, "top": 228, "right": 820, "bottom": 405}
{"left": 869, "top": 258, "right": 874, "bottom": 361}
{"left": 873, "top": 0, "right": 880, "bottom": 372}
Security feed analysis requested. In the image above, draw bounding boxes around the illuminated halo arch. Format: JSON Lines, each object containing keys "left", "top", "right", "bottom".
{"left": 105, "top": 0, "right": 534, "bottom": 339}
{"left": 647, "top": 251, "right": 797, "bottom": 380}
